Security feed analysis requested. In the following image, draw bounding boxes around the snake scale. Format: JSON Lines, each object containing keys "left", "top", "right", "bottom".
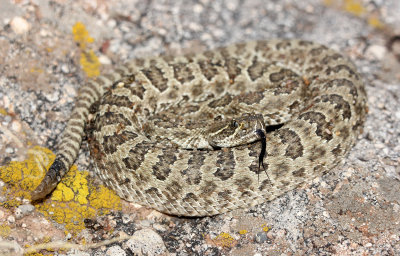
{"left": 31, "top": 39, "right": 367, "bottom": 216}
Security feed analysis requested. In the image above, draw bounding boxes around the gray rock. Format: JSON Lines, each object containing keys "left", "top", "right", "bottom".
{"left": 126, "top": 228, "right": 167, "bottom": 255}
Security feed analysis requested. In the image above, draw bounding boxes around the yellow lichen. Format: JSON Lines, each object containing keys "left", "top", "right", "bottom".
{"left": 79, "top": 50, "right": 100, "bottom": 77}
{"left": 72, "top": 22, "right": 100, "bottom": 78}
{"left": 0, "top": 146, "right": 54, "bottom": 206}
{"left": 72, "top": 22, "right": 94, "bottom": 50}
{"left": 88, "top": 185, "right": 122, "bottom": 214}
{"left": 368, "top": 16, "right": 384, "bottom": 29}
{"left": 343, "top": 0, "right": 365, "bottom": 16}
{"left": 0, "top": 224, "right": 11, "bottom": 238}
{"left": 261, "top": 223, "right": 270, "bottom": 232}
{"left": 323, "top": 0, "right": 386, "bottom": 30}
{"left": 50, "top": 165, "right": 89, "bottom": 205}
{"left": 29, "top": 67, "right": 44, "bottom": 73}
{"left": 238, "top": 229, "right": 248, "bottom": 235}
{"left": 0, "top": 146, "right": 121, "bottom": 234}
{"left": 213, "top": 232, "right": 237, "bottom": 248}
{"left": 36, "top": 164, "right": 121, "bottom": 234}
{"left": 0, "top": 107, "right": 7, "bottom": 115}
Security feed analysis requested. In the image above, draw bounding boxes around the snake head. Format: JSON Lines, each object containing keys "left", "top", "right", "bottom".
{"left": 207, "top": 113, "right": 266, "bottom": 148}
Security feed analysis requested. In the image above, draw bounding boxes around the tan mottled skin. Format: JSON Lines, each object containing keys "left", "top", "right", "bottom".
{"left": 32, "top": 39, "right": 367, "bottom": 216}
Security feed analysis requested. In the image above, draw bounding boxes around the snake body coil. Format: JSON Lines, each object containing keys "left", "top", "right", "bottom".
{"left": 32, "top": 39, "right": 367, "bottom": 216}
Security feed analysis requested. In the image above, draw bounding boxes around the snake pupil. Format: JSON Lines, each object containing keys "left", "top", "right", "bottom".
{"left": 231, "top": 120, "right": 238, "bottom": 128}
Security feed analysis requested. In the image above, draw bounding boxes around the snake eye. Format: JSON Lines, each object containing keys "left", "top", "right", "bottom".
{"left": 231, "top": 120, "right": 239, "bottom": 128}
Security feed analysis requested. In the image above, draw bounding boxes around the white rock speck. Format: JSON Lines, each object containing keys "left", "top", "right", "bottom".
{"left": 10, "top": 16, "right": 31, "bottom": 34}
{"left": 106, "top": 245, "right": 126, "bottom": 256}
{"left": 126, "top": 228, "right": 167, "bottom": 255}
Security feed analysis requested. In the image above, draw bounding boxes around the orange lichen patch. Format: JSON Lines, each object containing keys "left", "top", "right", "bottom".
{"left": 0, "top": 146, "right": 122, "bottom": 234}
{"left": 72, "top": 22, "right": 100, "bottom": 78}
{"left": 212, "top": 232, "right": 238, "bottom": 248}
{"left": 0, "top": 146, "right": 54, "bottom": 207}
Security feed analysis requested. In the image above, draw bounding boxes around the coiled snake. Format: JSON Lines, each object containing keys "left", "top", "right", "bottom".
{"left": 32, "top": 39, "right": 367, "bottom": 216}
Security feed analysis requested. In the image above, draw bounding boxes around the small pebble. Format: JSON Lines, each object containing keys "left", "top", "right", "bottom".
{"left": 61, "top": 64, "right": 70, "bottom": 73}
{"left": 10, "top": 16, "right": 31, "bottom": 34}
{"left": 15, "top": 208, "right": 23, "bottom": 219}
{"left": 126, "top": 228, "right": 167, "bottom": 255}
{"left": 17, "top": 204, "right": 35, "bottom": 218}
{"left": 139, "top": 220, "right": 151, "bottom": 228}
{"left": 7, "top": 215, "right": 15, "bottom": 223}
{"left": 153, "top": 223, "right": 167, "bottom": 232}
{"left": 5, "top": 147, "right": 14, "bottom": 154}
{"left": 11, "top": 120, "right": 21, "bottom": 132}
{"left": 106, "top": 245, "right": 126, "bottom": 256}
{"left": 255, "top": 232, "right": 268, "bottom": 243}
{"left": 366, "top": 45, "right": 386, "bottom": 60}
{"left": 99, "top": 54, "right": 112, "bottom": 65}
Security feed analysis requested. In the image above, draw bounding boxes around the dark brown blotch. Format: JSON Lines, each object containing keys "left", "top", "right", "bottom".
{"left": 234, "top": 176, "right": 252, "bottom": 192}
{"left": 98, "top": 112, "right": 132, "bottom": 127}
{"left": 325, "top": 64, "right": 359, "bottom": 80}
{"left": 321, "top": 53, "right": 343, "bottom": 64}
{"left": 201, "top": 180, "right": 218, "bottom": 196}
{"left": 181, "top": 152, "right": 206, "bottom": 185}
{"left": 238, "top": 91, "right": 264, "bottom": 105}
{"left": 324, "top": 79, "right": 358, "bottom": 100}
{"left": 217, "top": 189, "right": 232, "bottom": 202}
{"left": 276, "top": 40, "right": 291, "bottom": 50}
{"left": 276, "top": 128, "right": 304, "bottom": 159}
{"left": 331, "top": 144, "right": 342, "bottom": 156}
{"left": 317, "top": 94, "right": 352, "bottom": 120}
{"left": 299, "top": 111, "right": 333, "bottom": 141}
{"left": 182, "top": 192, "right": 198, "bottom": 203}
{"left": 103, "top": 130, "right": 138, "bottom": 155}
{"left": 198, "top": 60, "right": 220, "bottom": 81}
{"left": 122, "top": 141, "right": 148, "bottom": 173}
{"left": 172, "top": 62, "right": 195, "bottom": 84}
{"left": 292, "top": 167, "right": 306, "bottom": 177}
{"left": 223, "top": 57, "right": 241, "bottom": 81}
{"left": 255, "top": 41, "right": 272, "bottom": 53}
{"left": 152, "top": 150, "right": 177, "bottom": 181}
{"left": 102, "top": 94, "right": 133, "bottom": 109}
{"left": 128, "top": 83, "right": 146, "bottom": 100}
{"left": 145, "top": 187, "right": 163, "bottom": 199}
{"left": 213, "top": 150, "right": 235, "bottom": 180}
{"left": 208, "top": 94, "right": 233, "bottom": 109}
{"left": 247, "top": 58, "right": 271, "bottom": 81}
{"left": 141, "top": 66, "right": 168, "bottom": 92}
{"left": 308, "top": 145, "right": 327, "bottom": 162}
{"left": 269, "top": 68, "right": 299, "bottom": 83}
{"left": 309, "top": 46, "right": 328, "bottom": 56}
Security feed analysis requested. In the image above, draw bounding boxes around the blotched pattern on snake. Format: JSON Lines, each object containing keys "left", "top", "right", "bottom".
{"left": 32, "top": 39, "right": 367, "bottom": 216}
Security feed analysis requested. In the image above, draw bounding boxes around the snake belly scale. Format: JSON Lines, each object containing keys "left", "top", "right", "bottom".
{"left": 31, "top": 39, "right": 367, "bottom": 216}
